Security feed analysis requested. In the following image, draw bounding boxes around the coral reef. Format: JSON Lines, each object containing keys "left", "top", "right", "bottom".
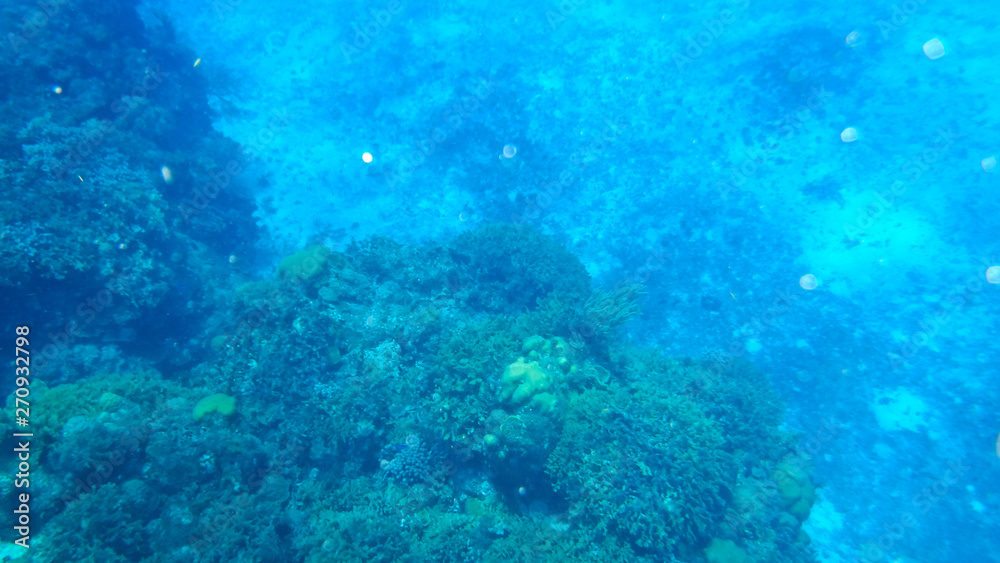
{"left": 3, "top": 221, "right": 817, "bottom": 562}
{"left": 449, "top": 222, "right": 591, "bottom": 312}
{"left": 379, "top": 437, "right": 440, "bottom": 486}
{"left": 0, "top": 0, "right": 258, "bottom": 379}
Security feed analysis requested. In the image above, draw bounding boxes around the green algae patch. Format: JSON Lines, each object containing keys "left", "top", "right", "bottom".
{"left": 277, "top": 244, "right": 331, "bottom": 282}
{"left": 193, "top": 393, "right": 237, "bottom": 421}
{"left": 773, "top": 460, "right": 816, "bottom": 521}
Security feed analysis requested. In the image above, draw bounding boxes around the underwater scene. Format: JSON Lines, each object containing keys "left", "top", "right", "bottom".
{"left": 0, "top": 0, "right": 998, "bottom": 561}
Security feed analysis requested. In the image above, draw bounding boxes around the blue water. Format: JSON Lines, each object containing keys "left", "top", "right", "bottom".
{"left": 1, "top": 0, "right": 998, "bottom": 561}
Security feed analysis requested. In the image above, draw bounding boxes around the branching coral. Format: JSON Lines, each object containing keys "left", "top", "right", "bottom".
{"left": 583, "top": 281, "right": 646, "bottom": 335}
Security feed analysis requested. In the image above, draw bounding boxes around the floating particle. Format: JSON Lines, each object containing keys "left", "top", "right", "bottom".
{"left": 193, "top": 58, "right": 202, "bottom": 67}
{"left": 52, "top": 85, "right": 63, "bottom": 94}
{"left": 986, "top": 266, "right": 1000, "bottom": 284}
{"left": 362, "top": 152, "right": 373, "bottom": 163}
{"left": 845, "top": 31, "right": 862, "bottom": 47}
{"left": 161, "top": 166, "right": 173, "bottom": 183}
{"left": 502, "top": 144, "right": 517, "bottom": 159}
{"left": 982, "top": 156, "right": 997, "bottom": 173}
{"left": 840, "top": 128, "right": 858, "bottom": 143}
{"left": 799, "top": 274, "right": 819, "bottom": 290}
{"left": 923, "top": 38, "right": 945, "bottom": 60}
{"left": 229, "top": 255, "right": 238, "bottom": 264}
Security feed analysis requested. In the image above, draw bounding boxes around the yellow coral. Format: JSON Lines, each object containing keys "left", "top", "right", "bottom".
{"left": 501, "top": 359, "right": 552, "bottom": 407}
{"left": 193, "top": 393, "right": 237, "bottom": 421}
{"left": 499, "top": 336, "right": 574, "bottom": 413}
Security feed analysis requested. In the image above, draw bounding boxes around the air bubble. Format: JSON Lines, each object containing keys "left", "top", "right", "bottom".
{"left": 986, "top": 266, "right": 1000, "bottom": 284}
{"left": 923, "top": 38, "right": 945, "bottom": 60}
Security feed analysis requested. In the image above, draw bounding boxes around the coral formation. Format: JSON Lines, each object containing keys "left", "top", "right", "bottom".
{"left": 379, "top": 438, "right": 439, "bottom": 485}
{"left": 450, "top": 222, "right": 591, "bottom": 312}
{"left": 499, "top": 335, "right": 576, "bottom": 413}
{"left": 0, "top": 0, "right": 258, "bottom": 384}
{"left": 501, "top": 358, "right": 554, "bottom": 406}
{"left": 705, "top": 538, "right": 750, "bottom": 563}
{"left": 773, "top": 460, "right": 816, "bottom": 521}
{"left": 1, "top": 216, "right": 817, "bottom": 562}
{"left": 276, "top": 244, "right": 332, "bottom": 282}
{"left": 192, "top": 393, "right": 237, "bottom": 421}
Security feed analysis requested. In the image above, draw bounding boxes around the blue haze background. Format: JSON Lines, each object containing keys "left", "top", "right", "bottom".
{"left": 154, "top": 0, "right": 999, "bottom": 561}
